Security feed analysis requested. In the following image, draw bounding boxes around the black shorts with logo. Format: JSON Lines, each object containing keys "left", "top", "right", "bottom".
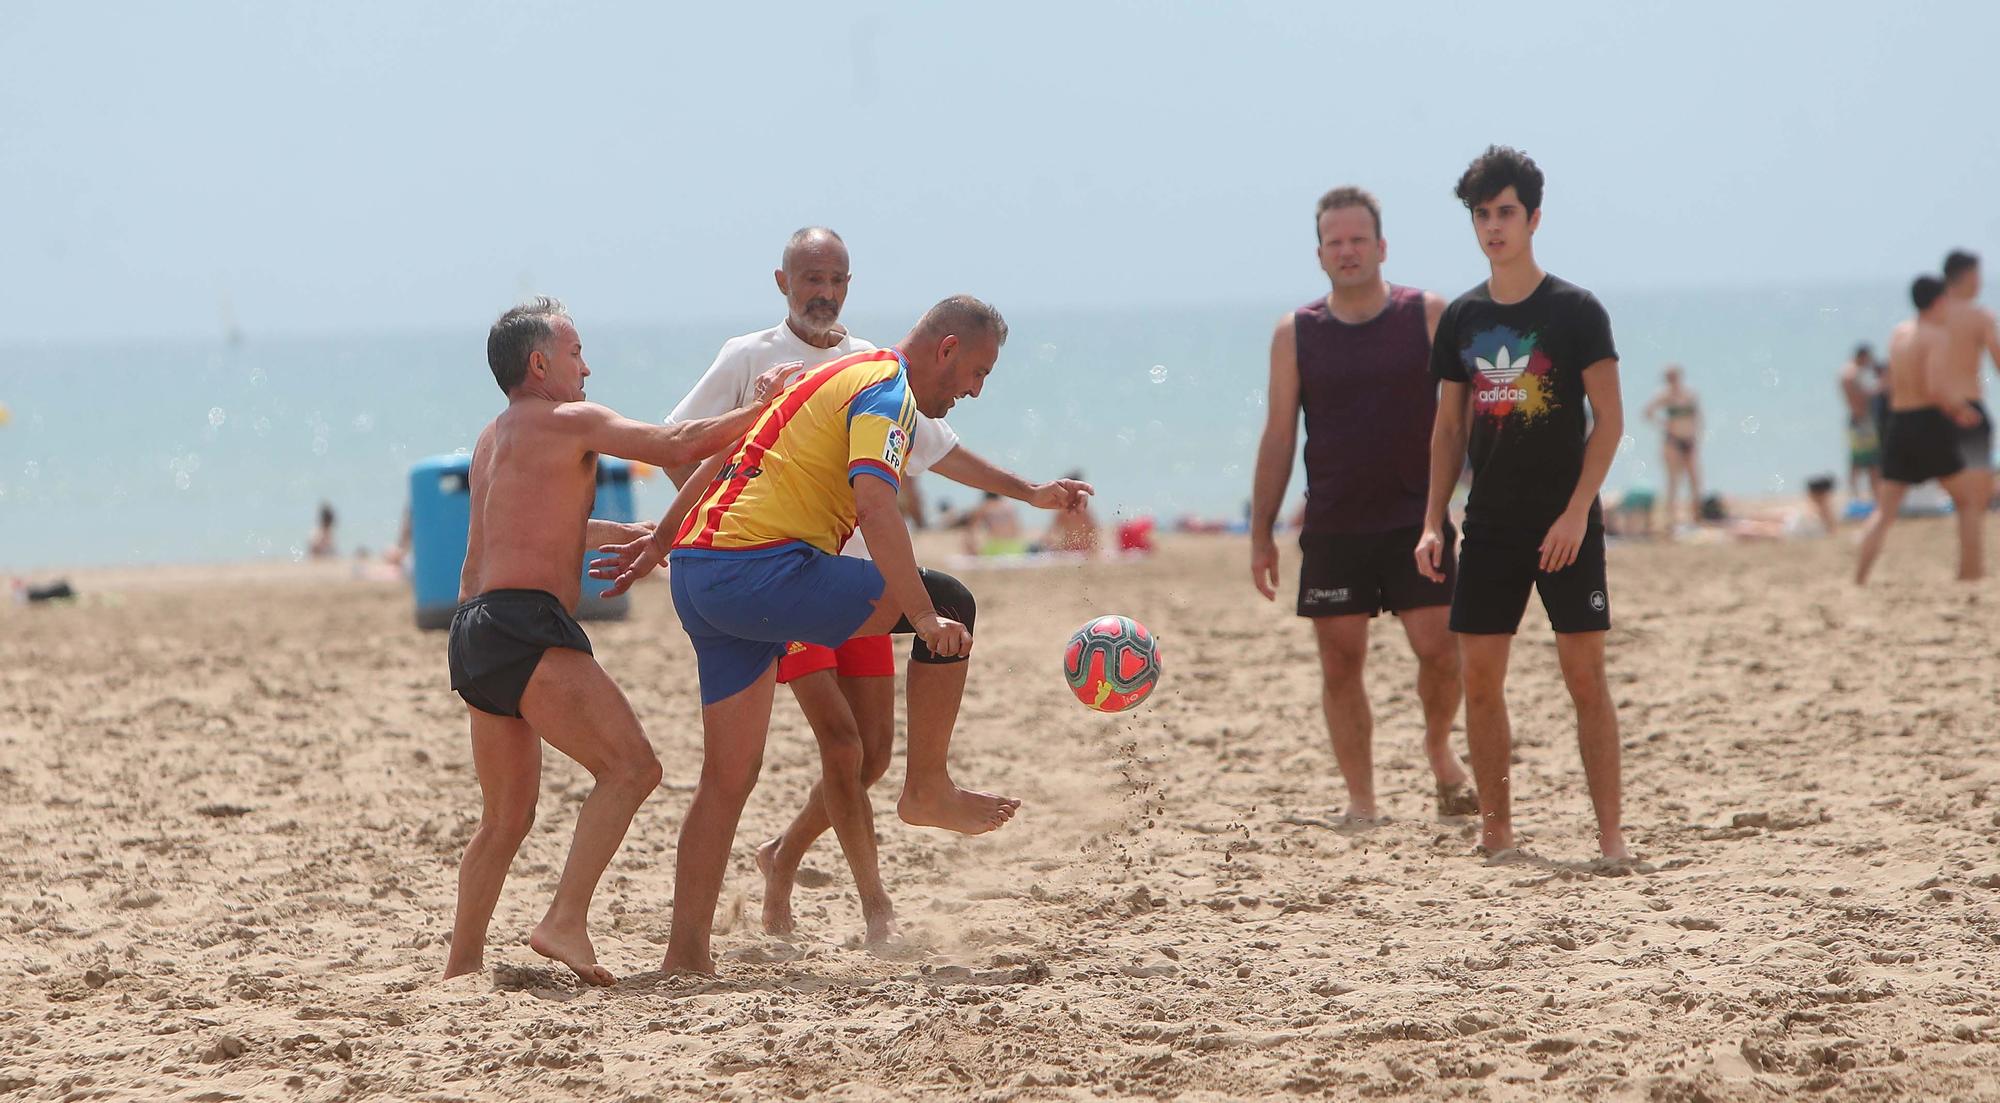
{"left": 1296, "top": 522, "right": 1454, "bottom": 618}
{"left": 1450, "top": 521, "right": 1610, "bottom": 635}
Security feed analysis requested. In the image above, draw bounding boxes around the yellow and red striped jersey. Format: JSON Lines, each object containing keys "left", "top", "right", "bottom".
{"left": 672, "top": 349, "right": 918, "bottom": 558}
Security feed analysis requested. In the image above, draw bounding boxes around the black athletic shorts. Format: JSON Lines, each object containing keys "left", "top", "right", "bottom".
{"left": 1450, "top": 522, "right": 1609, "bottom": 636}
{"left": 448, "top": 588, "right": 593, "bottom": 718}
{"left": 1882, "top": 408, "right": 1967, "bottom": 485}
{"left": 1958, "top": 401, "right": 1993, "bottom": 471}
{"left": 1297, "top": 522, "right": 1454, "bottom": 618}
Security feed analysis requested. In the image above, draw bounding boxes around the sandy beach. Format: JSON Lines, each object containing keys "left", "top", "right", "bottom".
{"left": 4, "top": 523, "right": 1999, "bottom": 1101}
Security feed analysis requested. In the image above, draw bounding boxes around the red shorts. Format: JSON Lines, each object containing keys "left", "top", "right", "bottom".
{"left": 775, "top": 634, "right": 896, "bottom": 683}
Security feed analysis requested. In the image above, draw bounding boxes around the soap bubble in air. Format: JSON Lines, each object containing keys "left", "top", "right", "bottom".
{"left": 1616, "top": 434, "right": 1636, "bottom": 458}
{"left": 175, "top": 471, "right": 192, "bottom": 491}
{"left": 1740, "top": 416, "right": 1761, "bottom": 435}
{"left": 208, "top": 407, "right": 226, "bottom": 428}
{"left": 1768, "top": 474, "right": 1786, "bottom": 493}
{"left": 1149, "top": 365, "right": 1168, "bottom": 384}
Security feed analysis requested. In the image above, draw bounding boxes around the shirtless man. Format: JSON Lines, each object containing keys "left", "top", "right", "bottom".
{"left": 604, "top": 295, "right": 1016, "bottom": 974}
{"left": 442, "top": 297, "right": 794, "bottom": 984}
{"left": 1938, "top": 251, "right": 1999, "bottom": 503}
{"left": 1641, "top": 366, "right": 1703, "bottom": 528}
{"left": 1857, "top": 276, "right": 1988, "bottom": 584}
{"left": 1249, "top": 185, "right": 1474, "bottom": 824}
{"left": 1839, "top": 344, "right": 1884, "bottom": 501}
{"left": 652, "top": 229, "right": 1084, "bottom": 944}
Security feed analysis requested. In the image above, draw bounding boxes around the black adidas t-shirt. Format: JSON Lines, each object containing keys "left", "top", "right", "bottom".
{"left": 1429, "top": 274, "right": 1618, "bottom": 530}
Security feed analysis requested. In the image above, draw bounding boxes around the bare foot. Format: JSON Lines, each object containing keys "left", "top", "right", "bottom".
{"left": 755, "top": 837, "right": 796, "bottom": 936}
{"left": 1597, "top": 829, "right": 1631, "bottom": 862}
{"left": 529, "top": 922, "right": 615, "bottom": 986}
{"left": 1477, "top": 824, "right": 1515, "bottom": 855}
{"left": 1435, "top": 781, "right": 1480, "bottom": 819}
{"left": 861, "top": 892, "right": 898, "bottom": 945}
{"left": 440, "top": 954, "right": 482, "bottom": 981}
{"left": 661, "top": 950, "right": 716, "bottom": 976}
{"left": 1337, "top": 808, "right": 1386, "bottom": 827}
{"left": 898, "top": 784, "right": 1020, "bottom": 835}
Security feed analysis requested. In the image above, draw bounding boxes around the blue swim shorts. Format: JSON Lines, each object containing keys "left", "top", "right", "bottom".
{"left": 669, "top": 545, "right": 885, "bottom": 705}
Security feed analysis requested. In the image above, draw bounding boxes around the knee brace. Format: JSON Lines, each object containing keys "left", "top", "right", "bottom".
{"left": 890, "top": 569, "right": 977, "bottom": 664}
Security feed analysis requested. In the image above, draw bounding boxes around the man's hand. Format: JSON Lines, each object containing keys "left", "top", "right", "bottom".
{"left": 751, "top": 360, "right": 808, "bottom": 406}
{"left": 1250, "top": 535, "right": 1280, "bottom": 600}
{"left": 1949, "top": 402, "right": 1983, "bottom": 429}
{"left": 1539, "top": 507, "right": 1589, "bottom": 573}
{"left": 1028, "top": 478, "right": 1094, "bottom": 512}
{"left": 911, "top": 611, "right": 972, "bottom": 659}
{"left": 590, "top": 529, "right": 668, "bottom": 598}
{"left": 1413, "top": 526, "right": 1448, "bottom": 583}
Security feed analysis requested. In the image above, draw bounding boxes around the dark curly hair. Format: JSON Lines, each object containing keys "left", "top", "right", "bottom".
{"left": 1454, "top": 145, "right": 1544, "bottom": 215}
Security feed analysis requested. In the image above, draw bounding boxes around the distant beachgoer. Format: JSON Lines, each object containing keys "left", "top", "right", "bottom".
{"left": 1248, "top": 184, "right": 1474, "bottom": 823}
{"left": 657, "top": 229, "right": 1086, "bottom": 946}
{"left": 308, "top": 503, "right": 337, "bottom": 558}
{"left": 441, "top": 297, "right": 795, "bottom": 985}
{"left": 1607, "top": 486, "right": 1656, "bottom": 538}
{"left": 965, "top": 492, "right": 1027, "bottom": 555}
{"left": 1415, "top": 146, "right": 1629, "bottom": 861}
{"left": 1727, "top": 475, "right": 1839, "bottom": 541}
{"left": 1937, "top": 250, "right": 1998, "bottom": 496}
{"left": 1641, "top": 365, "right": 1702, "bottom": 528}
{"left": 1857, "top": 276, "right": 1989, "bottom": 584}
{"left": 1040, "top": 471, "right": 1101, "bottom": 553}
{"left": 1840, "top": 344, "right": 1884, "bottom": 500}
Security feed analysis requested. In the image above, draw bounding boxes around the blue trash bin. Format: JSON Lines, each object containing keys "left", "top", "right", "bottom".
{"left": 409, "top": 454, "right": 635, "bottom": 629}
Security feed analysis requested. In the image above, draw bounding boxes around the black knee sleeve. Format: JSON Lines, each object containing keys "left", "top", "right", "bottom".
{"left": 889, "top": 569, "right": 976, "bottom": 664}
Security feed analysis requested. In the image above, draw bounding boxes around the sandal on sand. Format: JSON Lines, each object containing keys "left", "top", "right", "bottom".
{"left": 1436, "top": 781, "right": 1479, "bottom": 818}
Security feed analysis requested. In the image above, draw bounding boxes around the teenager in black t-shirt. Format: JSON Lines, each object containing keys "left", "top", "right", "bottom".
{"left": 1413, "top": 146, "right": 1630, "bottom": 862}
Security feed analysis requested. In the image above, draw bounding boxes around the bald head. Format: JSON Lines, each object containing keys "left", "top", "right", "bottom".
{"left": 909, "top": 294, "right": 1008, "bottom": 348}
{"left": 775, "top": 226, "right": 852, "bottom": 345}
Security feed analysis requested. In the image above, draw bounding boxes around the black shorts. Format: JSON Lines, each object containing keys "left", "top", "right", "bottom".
{"left": 1881, "top": 408, "right": 1966, "bottom": 485}
{"left": 1958, "top": 401, "right": 1993, "bottom": 471}
{"left": 1450, "top": 522, "right": 1609, "bottom": 636}
{"left": 1296, "top": 523, "right": 1453, "bottom": 618}
{"left": 447, "top": 589, "right": 593, "bottom": 718}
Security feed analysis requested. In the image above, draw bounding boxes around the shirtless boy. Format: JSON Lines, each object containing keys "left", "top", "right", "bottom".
{"left": 1856, "top": 276, "right": 1987, "bottom": 584}
{"left": 442, "top": 297, "right": 794, "bottom": 984}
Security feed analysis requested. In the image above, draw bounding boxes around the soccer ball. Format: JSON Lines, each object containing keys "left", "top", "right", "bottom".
{"left": 1062, "top": 615, "right": 1161, "bottom": 712}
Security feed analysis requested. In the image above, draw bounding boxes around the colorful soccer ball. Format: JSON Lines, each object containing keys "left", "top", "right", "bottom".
{"left": 1062, "top": 615, "right": 1161, "bottom": 713}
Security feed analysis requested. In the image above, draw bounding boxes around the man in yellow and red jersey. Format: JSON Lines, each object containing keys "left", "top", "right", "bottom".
{"left": 602, "top": 295, "right": 1019, "bottom": 975}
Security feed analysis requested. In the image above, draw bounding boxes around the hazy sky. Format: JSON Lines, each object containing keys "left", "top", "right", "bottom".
{"left": 3, "top": 0, "right": 1995, "bottom": 343}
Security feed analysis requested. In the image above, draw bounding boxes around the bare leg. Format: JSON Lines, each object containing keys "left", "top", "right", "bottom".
{"left": 664, "top": 664, "right": 777, "bottom": 975}
{"left": 1688, "top": 449, "right": 1704, "bottom": 518}
{"left": 513, "top": 648, "right": 662, "bottom": 986}
{"left": 1942, "top": 469, "right": 1989, "bottom": 581}
{"left": 1555, "top": 631, "right": 1627, "bottom": 860}
{"left": 1459, "top": 634, "right": 1515, "bottom": 854}
{"left": 1400, "top": 607, "right": 1472, "bottom": 813}
{"left": 1662, "top": 448, "right": 1682, "bottom": 528}
{"left": 1310, "top": 614, "right": 1377, "bottom": 820}
{"left": 898, "top": 659, "right": 1019, "bottom": 833}
{"left": 1854, "top": 480, "right": 1909, "bottom": 584}
{"left": 444, "top": 708, "right": 540, "bottom": 980}
{"left": 758, "top": 670, "right": 898, "bottom": 942}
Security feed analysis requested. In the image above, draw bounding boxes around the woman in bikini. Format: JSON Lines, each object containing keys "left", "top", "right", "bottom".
{"left": 1643, "top": 364, "right": 1704, "bottom": 529}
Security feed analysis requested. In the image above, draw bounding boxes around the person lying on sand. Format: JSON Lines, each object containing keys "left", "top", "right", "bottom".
{"left": 441, "top": 297, "right": 795, "bottom": 986}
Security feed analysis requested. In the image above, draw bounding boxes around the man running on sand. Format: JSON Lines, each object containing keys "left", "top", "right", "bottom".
{"left": 442, "top": 297, "right": 796, "bottom": 985}
{"left": 1249, "top": 185, "right": 1476, "bottom": 824}
{"left": 1414, "top": 146, "right": 1629, "bottom": 862}
{"left": 1856, "top": 275, "right": 1987, "bottom": 584}
{"left": 653, "top": 228, "right": 1088, "bottom": 944}
{"left": 602, "top": 295, "right": 1016, "bottom": 974}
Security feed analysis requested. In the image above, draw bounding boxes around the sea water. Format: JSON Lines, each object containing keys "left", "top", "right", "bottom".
{"left": 0, "top": 280, "right": 1920, "bottom": 571}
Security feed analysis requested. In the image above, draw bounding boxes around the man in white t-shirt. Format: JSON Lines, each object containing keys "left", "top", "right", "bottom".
{"left": 663, "top": 226, "right": 1092, "bottom": 944}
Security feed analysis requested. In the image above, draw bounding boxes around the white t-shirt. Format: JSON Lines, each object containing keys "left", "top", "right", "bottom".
{"left": 668, "top": 322, "right": 959, "bottom": 560}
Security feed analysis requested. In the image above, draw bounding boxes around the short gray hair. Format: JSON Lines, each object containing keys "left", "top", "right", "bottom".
{"left": 911, "top": 294, "right": 1007, "bottom": 348}
{"left": 486, "top": 296, "right": 570, "bottom": 394}
{"left": 781, "top": 226, "right": 846, "bottom": 271}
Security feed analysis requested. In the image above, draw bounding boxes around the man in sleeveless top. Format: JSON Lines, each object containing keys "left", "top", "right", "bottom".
{"left": 1250, "top": 186, "right": 1476, "bottom": 824}
{"left": 1415, "top": 146, "right": 1629, "bottom": 862}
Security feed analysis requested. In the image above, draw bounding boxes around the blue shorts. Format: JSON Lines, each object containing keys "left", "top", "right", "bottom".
{"left": 669, "top": 545, "right": 885, "bottom": 705}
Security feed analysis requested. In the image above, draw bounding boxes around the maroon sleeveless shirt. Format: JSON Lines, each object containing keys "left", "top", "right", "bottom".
{"left": 1294, "top": 284, "right": 1435, "bottom": 534}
